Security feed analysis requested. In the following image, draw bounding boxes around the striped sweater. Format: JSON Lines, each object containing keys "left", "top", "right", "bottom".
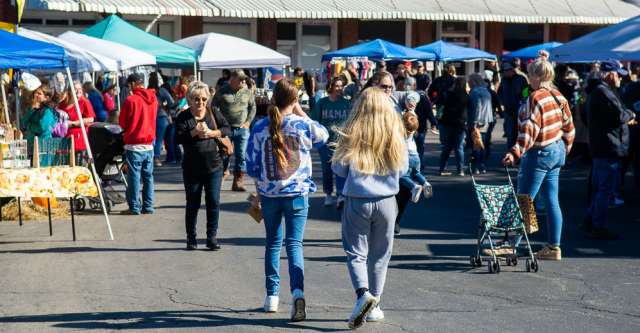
{"left": 510, "top": 88, "right": 575, "bottom": 159}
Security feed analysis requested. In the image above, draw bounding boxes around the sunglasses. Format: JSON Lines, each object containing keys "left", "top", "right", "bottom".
{"left": 192, "top": 97, "right": 208, "bottom": 102}
{"left": 379, "top": 84, "right": 394, "bottom": 91}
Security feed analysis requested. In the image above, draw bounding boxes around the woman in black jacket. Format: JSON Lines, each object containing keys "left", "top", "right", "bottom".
{"left": 176, "top": 81, "right": 232, "bottom": 250}
{"left": 439, "top": 77, "right": 469, "bottom": 176}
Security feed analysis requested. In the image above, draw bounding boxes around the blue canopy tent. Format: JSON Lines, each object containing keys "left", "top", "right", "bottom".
{"left": 551, "top": 15, "right": 640, "bottom": 63}
{"left": 0, "top": 29, "right": 113, "bottom": 241}
{"left": 414, "top": 40, "right": 496, "bottom": 62}
{"left": 322, "top": 39, "right": 435, "bottom": 62}
{"left": 502, "top": 42, "right": 563, "bottom": 61}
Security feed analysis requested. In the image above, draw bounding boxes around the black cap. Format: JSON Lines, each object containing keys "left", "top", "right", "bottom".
{"left": 126, "top": 73, "right": 144, "bottom": 85}
{"left": 600, "top": 59, "right": 628, "bottom": 76}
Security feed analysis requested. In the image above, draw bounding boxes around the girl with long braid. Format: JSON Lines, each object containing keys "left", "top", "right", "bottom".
{"left": 246, "top": 79, "right": 329, "bottom": 322}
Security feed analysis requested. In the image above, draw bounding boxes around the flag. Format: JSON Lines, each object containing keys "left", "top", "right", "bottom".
{"left": 17, "top": 0, "right": 25, "bottom": 24}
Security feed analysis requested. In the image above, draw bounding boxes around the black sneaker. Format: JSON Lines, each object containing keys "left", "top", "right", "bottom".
{"left": 394, "top": 224, "right": 401, "bottom": 235}
{"left": 581, "top": 216, "right": 593, "bottom": 233}
{"left": 206, "top": 239, "right": 222, "bottom": 251}
{"left": 588, "top": 227, "right": 619, "bottom": 240}
{"left": 186, "top": 242, "right": 198, "bottom": 250}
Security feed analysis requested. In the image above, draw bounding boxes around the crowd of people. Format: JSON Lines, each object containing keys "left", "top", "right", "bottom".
{"left": 11, "top": 50, "right": 640, "bottom": 328}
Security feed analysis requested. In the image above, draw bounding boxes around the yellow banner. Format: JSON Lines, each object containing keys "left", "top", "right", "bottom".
{"left": 0, "top": 21, "right": 16, "bottom": 33}
{"left": 17, "top": 0, "right": 25, "bottom": 24}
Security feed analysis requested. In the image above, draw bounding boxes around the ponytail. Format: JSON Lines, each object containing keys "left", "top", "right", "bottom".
{"left": 268, "top": 105, "right": 288, "bottom": 171}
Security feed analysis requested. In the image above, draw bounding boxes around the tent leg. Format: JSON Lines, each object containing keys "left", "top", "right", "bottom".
{"left": 70, "top": 197, "right": 76, "bottom": 241}
{"left": 17, "top": 197, "right": 22, "bottom": 226}
{"left": 15, "top": 85, "right": 20, "bottom": 131}
{"left": 0, "top": 71, "right": 10, "bottom": 125}
{"left": 47, "top": 198, "right": 52, "bottom": 236}
{"left": 65, "top": 67, "right": 114, "bottom": 241}
{"left": 115, "top": 72, "right": 121, "bottom": 115}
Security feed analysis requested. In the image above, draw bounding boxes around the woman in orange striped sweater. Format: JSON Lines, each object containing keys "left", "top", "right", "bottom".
{"left": 502, "top": 59, "right": 575, "bottom": 261}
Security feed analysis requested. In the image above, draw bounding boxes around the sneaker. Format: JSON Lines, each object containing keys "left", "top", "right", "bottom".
{"left": 186, "top": 242, "right": 197, "bottom": 250}
{"left": 482, "top": 245, "right": 513, "bottom": 256}
{"left": 430, "top": 128, "right": 440, "bottom": 135}
{"left": 336, "top": 195, "right": 345, "bottom": 210}
{"left": 535, "top": 245, "right": 562, "bottom": 261}
{"left": 290, "top": 289, "right": 306, "bottom": 322}
{"left": 610, "top": 197, "right": 624, "bottom": 208}
{"left": 422, "top": 182, "right": 433, "bottom": 199}
{"left": 348, "top": 291, "right": 377, "bottom": 329}
{"left": 206, "top": 239, "right": 222, "bottom": 251}
{"left": 153, "top": 158, "right": 163, "bottom": 167}
{"left": 588, "top": 227, "right": 620, "bottom": 241}
{"left": 366, "top": 305, "right": 384, "bottom": 322}
{"left": 410, "top": 184, "right": 423, "bottom": 203}
{"left": 439, "top": 171, "right": 452, "bottom": 176}
{"left": 457, "top": 171, "right": 465, "bottom": 177}
{"left": 324, "top": 194, "right": 335, "bottom": 207}
{"left": 264, "top": 295, "right": 279, "bottom": 313}
{"left": 120, "top": 209, "right": 140, "bottom": 215}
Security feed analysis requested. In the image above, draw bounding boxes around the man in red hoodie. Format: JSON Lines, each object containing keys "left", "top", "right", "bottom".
{"left": 119, "top": 73, "right": 158, "bottom": 215}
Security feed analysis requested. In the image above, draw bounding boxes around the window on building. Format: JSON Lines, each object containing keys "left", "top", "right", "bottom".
{"left": 72, "top": 19, "right": 96, "bottom": 26}
{"left": 570, "top": 25, "right": 601, "bottom": 40}
{"left": 277, "top": 23, "right": 296, "bottom": 41}
{"left": 301, "top": 25, "right": 331, "bottom": 71}
{"left": 504, "top": 24, "right": 543, "bottom": 51}
{"left": 359, "top": 21, "right": 405, "bottom": 45}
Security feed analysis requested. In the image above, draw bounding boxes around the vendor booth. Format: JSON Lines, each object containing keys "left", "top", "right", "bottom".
{"left": 502, "top": 42, "right": 563, "bottom": 61}
{"left": 322, "top": 39, "right": 435, "bottom": 62}
{"left": 414, "top": 40, "right": 496, "bottom": 62}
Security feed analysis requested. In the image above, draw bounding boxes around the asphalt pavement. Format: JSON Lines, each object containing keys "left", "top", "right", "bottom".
{"left": 1, "top": 120, "right": 639, "bottom": 332}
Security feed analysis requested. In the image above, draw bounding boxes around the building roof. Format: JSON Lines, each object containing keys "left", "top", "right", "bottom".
{"left": 26, "top": 0, "right": 640, "bottom": 24}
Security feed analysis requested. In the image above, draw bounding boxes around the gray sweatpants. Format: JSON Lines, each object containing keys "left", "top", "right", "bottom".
{"left": 341, "top": 196, "right": 397, "bottom": 297}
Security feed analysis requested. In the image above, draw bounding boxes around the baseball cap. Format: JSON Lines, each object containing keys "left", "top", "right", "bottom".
{"left": 415, "top": 61, "right": 424, "bottom": 68}
{"left": 600, "top": 59, "right": 628, "bottom": 76}
{"left": 500, "top": 62, "right": 514, "bottom": 72}
{"left": 126, "top": 73, "right": 144, "bottom": 85}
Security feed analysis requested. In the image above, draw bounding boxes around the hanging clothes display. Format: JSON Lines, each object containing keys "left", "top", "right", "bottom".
{"left": 321, "top": 57, "right": 375, "bottom": 84}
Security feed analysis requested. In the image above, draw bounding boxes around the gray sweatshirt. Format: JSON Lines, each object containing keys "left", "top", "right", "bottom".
{"left": 332, "top": 160, "right": 408, "bottom": 198}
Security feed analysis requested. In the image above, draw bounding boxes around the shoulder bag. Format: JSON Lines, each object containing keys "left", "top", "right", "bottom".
{"left": 208, "top": 109, "right": 234, "bottom": 156}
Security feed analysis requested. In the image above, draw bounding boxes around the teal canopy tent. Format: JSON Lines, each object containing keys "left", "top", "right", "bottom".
{"left": 82, "top": 15, "right": 196, "bottom": 68}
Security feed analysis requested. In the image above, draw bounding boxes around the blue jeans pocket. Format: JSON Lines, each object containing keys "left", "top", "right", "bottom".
{"left": 291, "top": 196, "right": 309, "bottom": 210}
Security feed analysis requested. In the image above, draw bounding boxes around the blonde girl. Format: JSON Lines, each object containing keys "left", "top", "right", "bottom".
{"left": 331, "top": 87, "right": 408, "bottom": 329}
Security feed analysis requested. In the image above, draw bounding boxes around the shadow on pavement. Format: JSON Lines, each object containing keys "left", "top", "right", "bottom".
{"left": 0, "top": 310, "right": 349, "bottom": 332}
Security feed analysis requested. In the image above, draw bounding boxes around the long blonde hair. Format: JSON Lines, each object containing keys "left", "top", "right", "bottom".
{"left": 332, "top": 88, "right": 406, "bottom": 175}
{"left": 269, "top": 79, "right": 298, "bottom": 171}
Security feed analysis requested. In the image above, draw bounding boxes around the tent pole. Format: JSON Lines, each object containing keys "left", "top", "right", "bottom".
{"left": 193, "top": 62, "right": 197, "bottom": 80}
{"left": 65, "top": 67, "right": 114, "bottom": 241}
{"left": 15, "top": 85, "right": 20, "bottom": 131}
{"left": 0, "top": 71, "right": 9, "bottom": 125}
{"left": 115, "top": 72, "right": 121, "bottom": 114}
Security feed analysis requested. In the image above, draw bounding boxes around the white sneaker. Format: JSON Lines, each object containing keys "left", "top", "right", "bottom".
{"left": 264, "top": 295, "right": 279, "bottom": 313}
{"left": 324, "top": 194, "right": 335, "bottom": 206}
{"left": 410, "top": 184, "right": 423, "bottom": 203}
{"left": 366, "top": 305, "right": 384, "bottom": 322}
{"left": 336, "top": 195, "right": 345, "bottom": 209}
{"left": 422, "top": 181, "right": 433, "bottom": 199}
{"left": 290, "top": 289, "right": 306, "bottom": 322}
{"left": 348, "top": 291, "right": 377, "bottom": 329}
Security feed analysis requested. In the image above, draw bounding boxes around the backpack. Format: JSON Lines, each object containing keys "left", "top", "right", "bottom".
{"left": 51, "top": 109, "right": 69, "bottom": 138}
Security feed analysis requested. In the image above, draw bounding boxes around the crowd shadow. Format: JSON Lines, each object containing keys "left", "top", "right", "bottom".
{"left": 0, "top": 309, "right": 348, "bottom": 332}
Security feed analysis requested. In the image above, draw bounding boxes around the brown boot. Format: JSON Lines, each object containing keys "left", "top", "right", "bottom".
{"left": 232, "top": 171, "right": 246, "bottom": 192}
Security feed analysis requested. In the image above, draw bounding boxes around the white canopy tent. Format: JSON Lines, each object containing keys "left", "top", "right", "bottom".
{"left": 550, "top": 15, "right": 640, "bottom": 63}
{"left": 175, "top": 32, "right": 290, "bottom": 69}
{"left": 18, "top": 28, "right": 119, "bottom": 73}
{"left": 58, "top": 31, "right": 157, "bottom": 70}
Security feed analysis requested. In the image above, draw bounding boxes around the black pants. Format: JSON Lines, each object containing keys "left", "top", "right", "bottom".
{"left": 395, "top": 185, "right": 411, "bottom": 229}
{"left": 184, "top": 168, "right": 223, "bottom": 243}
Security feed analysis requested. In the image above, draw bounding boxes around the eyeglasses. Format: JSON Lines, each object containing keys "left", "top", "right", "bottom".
{"left": 192, "top": 97, "right": 208, "bottom": 102}
{"left": 379, "top": 84, "right": 394, "bottom": 91}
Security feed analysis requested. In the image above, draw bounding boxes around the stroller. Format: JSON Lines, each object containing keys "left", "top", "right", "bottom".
{"left": 74, "top": 122, "right": 127, "bottom": 213}
{"left": 469, "top": 165, "right": 539, "bottom": 274}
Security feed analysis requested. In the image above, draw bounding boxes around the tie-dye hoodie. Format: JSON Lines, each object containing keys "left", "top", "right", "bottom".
{"left": 246, "top": 114, "right": 329, "bottom": 197}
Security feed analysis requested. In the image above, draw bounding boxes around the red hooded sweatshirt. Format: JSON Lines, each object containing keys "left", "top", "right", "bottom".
{"left": 119, "top": 87, "right": 158, "bottom": 146}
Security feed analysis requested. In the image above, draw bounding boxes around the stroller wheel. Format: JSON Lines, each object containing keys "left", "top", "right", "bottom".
{"left": 475, "top": 256, "right": 482, "bottom": 267}
{"left": 73, "top": 198, "right": 86, "bottom": 211}
{"left": 531, "top": 259, "right": 539, "bottom": 272}
{"left": 470, "top": 255, "right": 477, "bottom": 267}
{"left": 105, "top": 200, "right": 113, "bottom": 213}
{"left": 511, "top": 255, "right": 518, "bottom": 267}
{"left": 494, "top": 260, "right": 501, "bottom": 274}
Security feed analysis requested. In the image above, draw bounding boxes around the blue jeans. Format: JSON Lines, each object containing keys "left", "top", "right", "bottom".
{"left": 471, "top": 131, "right": 487, "bottom": 171}
{"left": 589, "top": 158, "right": 620, "bottom": 228}
{"left": 154, "top": 116, "right": 170, "bottom": 159}
{"left": 184, "top": 168, "right": 223, "bottom": 243}
{"left": 164, "top": 122, "right": 182, "bottom": 163}
{"left": 484, "top": 121, "right": 496, "bottom": 158}
{"left": 504, "top": 112, "right": 518, "bottom": 149}
{"left": 125, "top": 149, "right": 154, "bottom": 213}
{"left": 400, "top": 154, "right": 426, "bottom": 189}
{"left": 223, "top": 127, "right": 250, "bottom": 173}
{"left": 517, "top": 141, "right": 566, "bottom": 247}
{"left": 318, "top": 144, "right": 345, "bottom": 195}
{"left": 261, "top": 195, "right": 309, "bottom": 296}
{"left": 439, "top": 125, "right": 466, "bottom": 172}
{"left": 415, "top": 131, "right": 426, "bottom": 168}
